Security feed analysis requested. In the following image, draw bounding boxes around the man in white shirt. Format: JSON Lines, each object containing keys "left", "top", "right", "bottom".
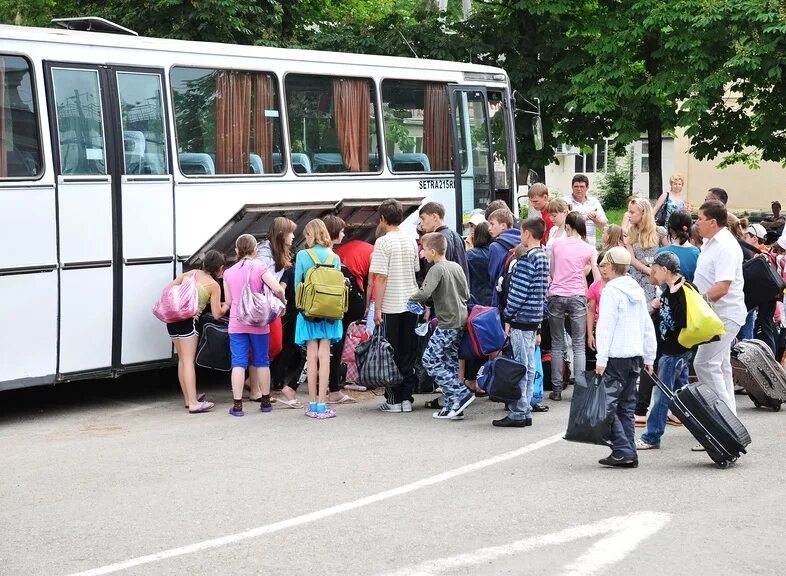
{"left": 693, "top": 201, "right": 747, "bottom": 416}
{"left": 568, "top": 174, "right": 607, "bottom": 246}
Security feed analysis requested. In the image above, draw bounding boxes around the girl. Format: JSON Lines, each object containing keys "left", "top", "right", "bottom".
{"left": 257, "top": 217, "right": 301, "bottom": 407}
{"left": 653, "top": 173, "right": 689, "bottom": 226}
{"left": 165, "top": 249, "right": 228, "bottom": 413}
{"left": 544, "top": 198, "right": 569, "bottom": 258}
{"left": 466, "top": 221, "right": 493, "bottom": 306}
{"left": 658, "top": 210, "right": 700, "bottom": 282}
{"left": 626, "top": 197, "right": 660, "bottom": 309}
{"left": 547, "top": 211, "right": 600, "bottom": 400}
{"left": 601, "top": 224, "right": 625, "bottom": 251}
{"left": 295, "top": 219, "right": 344, "bottom": 419}
{"left": 223, "top": 234, "right": 286, "bottom": 416}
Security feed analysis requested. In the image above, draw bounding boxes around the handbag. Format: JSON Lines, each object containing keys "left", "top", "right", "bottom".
{"left": 355, "top": 325, "right": 403, "bottom": 389}
{"left": 743, "top": 254, "right": 786, "bottom": 310}
{"left": 340, "top": 321, "right": 371, "bottom": 385}
{"left": 678, "top": 283, "right": 725, "bottom": 348}
{"left": 153, "top": 273, "right": 199, "bottom": 323}
{"left": 655, "top": 192, "right": 669, "bottom": 226}
{"left": 564, "top": 371, "right": 617, "bottom": 446}
{"left": 531, "top": 345, "right": 544, "bottom": 405}
{"left": 236, "top": 268, "right": 285, "bottom": 326}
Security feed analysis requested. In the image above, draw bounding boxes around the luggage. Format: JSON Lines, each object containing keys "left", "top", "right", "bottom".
{"left": 195, "top": 313, "right": 230, "bottom": 372}
{"left": 651, "top": 374, "right": 751, "bottom": 468}
{"left": 355, "top": 326, "right": 402, "bottom": 389}
{"left": 459, "top": 305, "right": 506, "bottom": 359}
{"left": 731, "top": 339, "right": 786, "bottom": 411}
{"left": 564, "top": 371, "right": 616, "bottom": 446}
{"left": 531, "top": 346, "right": 544, "bottom": 405}
{"left": 743, "top": 254, "right": 785, "bottom": 310}
{"left": 340, "top": 321, "right": 370, "bottom": 385}
{"left": 295, "top": 248, "right": 349, "bottom": 320}
{"left": 476, "top": 356, "right": 524, "bottom": 402}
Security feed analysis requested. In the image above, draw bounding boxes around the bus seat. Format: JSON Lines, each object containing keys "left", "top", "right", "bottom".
{"left": 249, "top": 153, "right": 264, "bottom": 174}
{"left": 142, "top": 152, "right": 166, "bottom": 175}
{"left": 392, "top": 153, "right": 431, "bottom": 172}
{"left": 178, "top": 152, "right": 215, "bottom": 175}
{"left": 312, "top": 152, "right": 344, "bottom": 173}
{"left": 290, "top": 152, "right": 312, "bottom": 174}
{"left": 368, "top": 152, "right": 391, "bottom": 172}
{"left": 272, "top": 152, "right": 284, "bottom": 173}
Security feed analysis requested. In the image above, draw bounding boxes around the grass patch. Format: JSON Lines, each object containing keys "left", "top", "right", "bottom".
{"left": 606, "top": 208, "right": 627, "bottom": 226}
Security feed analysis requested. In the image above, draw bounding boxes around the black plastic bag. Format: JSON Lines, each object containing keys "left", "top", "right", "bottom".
{"left": 564, "top": 371, "right": 617, "bottom": 446}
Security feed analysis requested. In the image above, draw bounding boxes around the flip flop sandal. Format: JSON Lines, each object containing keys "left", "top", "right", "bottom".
{"left": 425, "top": 398, "right": 443, "bottom": 409}
{"left": 189, "top": 401, "right": 215, "bottom": 414}
{"left": 327, "top": 394, "right": 357, "bottom": 405}
{"left": 279, "top": 398, "right": 304, "bottom": 409}
{"left": 185, "top": 393, "right": 207, "bottom": 409}
{"left": 531, "top": 403, "right": 550, "bottom": 412}
{"left": 249, "top": 396, "right": 279, "bottom": 403}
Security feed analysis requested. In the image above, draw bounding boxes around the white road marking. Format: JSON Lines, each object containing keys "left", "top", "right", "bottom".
{"left": 62, "top": 432, "right": 565, "bottom": 576}
{"left": 380, "top": 511, "right": 671, "bottom": 576}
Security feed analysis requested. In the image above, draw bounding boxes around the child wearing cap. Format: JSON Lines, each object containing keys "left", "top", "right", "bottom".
{"left": 636, "top": 251, "right": 694, "bottom": 450}
{"left": 595, "top": 246, "right": 657, "bottom": 468}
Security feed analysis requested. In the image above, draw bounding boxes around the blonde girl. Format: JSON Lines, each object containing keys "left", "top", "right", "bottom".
{"left": 545, "top": 198, "right": 569, "bottom": 257}
{"left": 626, "top": 197, "right": 660, "bottom": 307}
{"left": 223, "top": 234, "right": 286, "bottom": 417}
{"left": 294, "top": 219, "right": 344, "bottom": 419}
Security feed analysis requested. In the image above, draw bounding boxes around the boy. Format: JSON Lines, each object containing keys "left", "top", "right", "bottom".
{"left": 409, "top": 233, "right": 472, "bottom": 419}
{"left": 595, "top": 247, "right": 657, "bottom": 468}
{"left": 418, "top": 201, "right": 469, "bottom": 280}
{"left": 636, "top": 252, "right": 692, "bottom": 450}
{"left": 527, "top": 183, "right": 552, "bottom": 246}
{"left": 487, "top": 208, "right": 521, "bottom": 307}
{"left": 497, "top": 218, "right": 549, "bottom": 427}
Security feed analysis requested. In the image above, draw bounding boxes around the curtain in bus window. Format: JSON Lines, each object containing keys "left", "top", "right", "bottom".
{"left": 0, "top": 58, "right": 6, "bottom": 177}
{"left": 253, "top": 73, "right": 274, "bottom": 174}
{"left": 423, "top": 83, "right": 451, "bottom": 172}
{"left": 332, "top": 78, "right": 369, "bottom": 172}
{"left": 215, "top": 71, "right": 251, "bottom": 174}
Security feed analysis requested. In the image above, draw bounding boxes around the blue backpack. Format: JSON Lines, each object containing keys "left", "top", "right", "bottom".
{"left": 459, "top": 305, "right": 506, "bottom": 359}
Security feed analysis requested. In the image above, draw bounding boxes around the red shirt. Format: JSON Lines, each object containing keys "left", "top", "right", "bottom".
{"left": 334, "top": 239, "right": 374, "bottom": 292}
{"left": 540, "top": 209, "right": 553, "bottom": 246}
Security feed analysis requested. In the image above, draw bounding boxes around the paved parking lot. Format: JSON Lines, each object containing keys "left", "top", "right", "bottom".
{"left": 1, "top": 370, "right": 785, "bottom": 576}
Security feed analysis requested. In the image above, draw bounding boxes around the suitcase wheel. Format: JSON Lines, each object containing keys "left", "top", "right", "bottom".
{"left": 716, "top": 460, "right": 730, "bottom": 469}
{"left": 774, "top": 403, "right": 782, "bottom": 412}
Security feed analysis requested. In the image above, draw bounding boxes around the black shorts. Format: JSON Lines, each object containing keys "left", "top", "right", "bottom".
{"left": 167, "top": 317, "right": 198, "bottom": 339}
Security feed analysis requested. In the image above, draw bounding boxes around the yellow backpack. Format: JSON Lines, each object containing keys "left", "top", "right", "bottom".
{"left": 295, "top": 249, "right": 348, "bottom": 321}
{"left": 678, "top": 283, "right": 725, "bottom": 349}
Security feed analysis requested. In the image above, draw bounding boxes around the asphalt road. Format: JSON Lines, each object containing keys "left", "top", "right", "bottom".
{"left": 1, "top": 370, "right": 785, "bottom": 576}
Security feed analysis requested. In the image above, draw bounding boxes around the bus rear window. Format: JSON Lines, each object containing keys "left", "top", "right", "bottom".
{"left": 170, "top": 66, "right": 284, "bottom": 176}
{"left": 284, "top": 74, "right": 381, "bottom": 174}
{"left": 0, "top": 55, "right": 43, "bottom": 180}
{"left": 381, "top": 80, "right": 452, "bottom": 174}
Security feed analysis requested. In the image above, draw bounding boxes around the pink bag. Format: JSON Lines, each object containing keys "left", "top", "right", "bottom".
{"left": 341, "top": 321, "right": 370, "bottom": 384}
{"left": 236, "top": 269, "right": 285, "bottom": 327}
{"left": 153, "top": 273, "right": 199, "bottom": 323}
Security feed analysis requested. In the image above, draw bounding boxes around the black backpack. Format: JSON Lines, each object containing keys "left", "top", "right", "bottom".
{"left": 497, "top": 248, "right": 518, "bottom": 316}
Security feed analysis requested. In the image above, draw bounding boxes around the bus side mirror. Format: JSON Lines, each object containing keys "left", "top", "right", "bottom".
{"left": 532, "top": 116, "right": 544, "bottom": 151}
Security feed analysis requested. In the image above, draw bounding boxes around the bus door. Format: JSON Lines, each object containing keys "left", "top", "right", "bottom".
{"left": 448, "top": 87, "right": 514, "bottom": 227}
{"left": 46, "top": 63, "right": 173, "bottom": 375}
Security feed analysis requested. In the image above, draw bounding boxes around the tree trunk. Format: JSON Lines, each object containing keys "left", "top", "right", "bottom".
{"left": 647, "top": 125, "right": 663, "bottom": 201}
{"left": 281, "top": 1, "right": 294, "bottom": 41}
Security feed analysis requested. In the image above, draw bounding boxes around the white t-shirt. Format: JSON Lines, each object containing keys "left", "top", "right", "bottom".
{"left": 568, "top": 194, "right": 606, "bottom": 246}
{"left": 369, "top": 231, "right": 420, "bottom": 314}
{"left": 693, "top": 227, "right": 747, "bottom": 327}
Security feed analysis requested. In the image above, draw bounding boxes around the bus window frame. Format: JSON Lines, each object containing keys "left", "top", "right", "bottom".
{"left": 283, "top": 71, "right": 384, "bottom": 178}
{"left": 168, "top": 64, "right": 287, "bottom": 180}
{"left": 379, "top": 76, "right": 458, "bottom": 176}
{"left": 0, "top": 52, "right": 45, "bottom": 183}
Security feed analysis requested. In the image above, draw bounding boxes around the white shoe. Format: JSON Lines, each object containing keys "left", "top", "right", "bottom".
{"left": 691, "top": 444, "right": 706, "bottom": 452}
{"left": 378, "top": 402, "right": 402, "bottom": 413}
{"left": 402, "top": 400, "right": 413, "bottom": 413}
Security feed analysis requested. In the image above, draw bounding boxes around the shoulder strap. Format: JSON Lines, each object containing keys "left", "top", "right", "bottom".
{"left": 306, "top": 248, "right": 321, "bottom": 266}
{"left": 324, "top": 251, "right": 335, "bottom": 266}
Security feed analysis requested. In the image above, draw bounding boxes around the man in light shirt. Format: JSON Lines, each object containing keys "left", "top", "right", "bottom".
{"left": 568, "top": 174, "right": 607, "bottom": 246}
{"left": 693, "top": 201, "right": 747, "bottom": 417}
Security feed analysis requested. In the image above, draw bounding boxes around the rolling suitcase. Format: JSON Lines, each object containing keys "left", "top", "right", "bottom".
{"left": 652, "top": 374, "right": 751, "bottom": 468}
{"left": 731, "top": 339, "right": 786, "bottom": 411}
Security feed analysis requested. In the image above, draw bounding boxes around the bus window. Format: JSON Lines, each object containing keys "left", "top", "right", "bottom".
{"left": 52, "top": 68, "right": 107, "bottom": 176}
{"left": 487, "top": 90, "right": 510, "bottom": 195}
{"left": 284, "top": 74, "right": 380, "bottom": 174}
{"left": 381, "top": 80, "right": 453, "bottom": 173}
{"left": 170, "top": 67, "right": 284, "bottom": 176}
{"left": 453, "top": 90, "right": 491, "bottom": 210}
{"left": 0, "top": 55, "right": 43, "bottom": 179}
{"left": 117, "top": 72, "right": 168, "bottom": 175}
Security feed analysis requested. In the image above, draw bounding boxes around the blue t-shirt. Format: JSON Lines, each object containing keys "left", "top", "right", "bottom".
{"left": 657, "top": 244, "right": 700, "bottom": 282}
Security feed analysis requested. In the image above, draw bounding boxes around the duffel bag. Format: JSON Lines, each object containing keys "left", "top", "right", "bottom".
{"left": 743, "top": 254, "right": 785, "bottom": 310}
{"left": 476, "top": 356, "right": 525, "bottom": 402}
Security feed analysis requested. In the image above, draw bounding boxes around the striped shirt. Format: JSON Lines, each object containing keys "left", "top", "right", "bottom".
{"left": 503, "top": 247, "right": 549, "bottom": 329}
{"left": 369, "top": 231, "right": 420, "bottom": 314}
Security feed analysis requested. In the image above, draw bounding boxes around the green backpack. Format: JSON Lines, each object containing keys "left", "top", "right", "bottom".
{"left": 295, "top": 249, "right": 348, "bottom": 320}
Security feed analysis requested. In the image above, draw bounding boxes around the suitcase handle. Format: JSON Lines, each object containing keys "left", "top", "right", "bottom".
{"left": 646, "top": 370, "right": 677, "bottom": 401}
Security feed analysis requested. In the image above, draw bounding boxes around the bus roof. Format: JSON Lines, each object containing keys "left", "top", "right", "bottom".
{"left": 0, "top": 23, "right": 508, "bottom": 78}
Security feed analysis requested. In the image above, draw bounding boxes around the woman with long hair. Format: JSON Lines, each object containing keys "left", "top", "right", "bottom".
{"left": 658, "top": 210, "right": 700, "bottom": 282}
{"left": 164, "top": 249, "right": 228, "bottom": 413}
{"left": 467, "top": 221, "right": 493, "bottom": 306}
{"left": 547, "top": 211, "right": 600, "bottom": 401}
{"left": 223, "top": 234, "right": 286, "bottom": 416}
{"left": 626, "top": 197, "right": 660, "bottom": 308}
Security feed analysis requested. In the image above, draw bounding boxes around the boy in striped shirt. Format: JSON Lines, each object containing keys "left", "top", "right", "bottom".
{"left": 496, "top": 218, "right": 550, "bottom": 428}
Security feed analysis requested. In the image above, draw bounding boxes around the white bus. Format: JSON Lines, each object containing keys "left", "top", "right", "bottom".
{"left": 0, "top": 17, "right": 519, "bottom": 391}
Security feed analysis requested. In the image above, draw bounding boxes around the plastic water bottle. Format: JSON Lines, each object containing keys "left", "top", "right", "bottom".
{"left": 407, "top": 302, "right": 425, "bottom": 315}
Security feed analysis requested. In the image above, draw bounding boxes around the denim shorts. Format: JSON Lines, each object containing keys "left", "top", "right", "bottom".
{"left": 229, "top": 333, "right": 270, "bottom": 368}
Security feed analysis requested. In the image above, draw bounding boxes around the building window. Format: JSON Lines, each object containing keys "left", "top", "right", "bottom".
{"left": 1, "top": 55, "right": 43, "bottom": 179}
{"left": 573, "top": 141, "right": 608, "bottom": 173}
{"left": 640, "top": 141, "right": 649, "bottom": 173}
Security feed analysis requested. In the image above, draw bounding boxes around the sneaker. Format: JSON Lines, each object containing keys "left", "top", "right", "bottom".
{"left": 402, "top": 400, "right": 413, "bottom": 413}
{"left": 229, "top": 407, "right": 244, "bottom": 417}
{"left": 315, "top": 408, "right": 336, "bottom": 419}
{"left": 691, "top": 444, "right": 706, "bottom": 452}
{"left": 548, "top": 391, "right": 562, "bottom": 401}
{"left": 260, "top": 403, "right": 273, "bottom": 413}
{"left": 635, "top": 439, "right": 659, "bottom": 450}
{"left": 598, "top": 455, "right": 638, "bottom": 468}
{"left": 450, "top": 413, "right": 465, "bottom": 421}
{"left": 634, "top": 414, "right": 647, "bottom": 428}
{"left": 531, "top": 403, "right": 550, "bottom": 413}
{"left": 433, "top": 408, "right": 458, "bottom": 419}
{"left": 453, "top": 391, "right": 475, "bottom": 416}
{"left": 492, "top": 416, "right": 532, "bottom": 428}
{"left": 378, "top": 402, "right": 403, "bottom": 413}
